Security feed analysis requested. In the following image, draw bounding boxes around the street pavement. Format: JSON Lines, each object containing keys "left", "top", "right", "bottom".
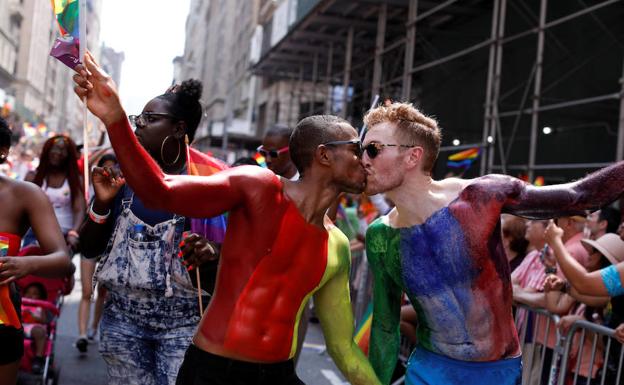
{"left": 46, "top": 262, "right": 348, "bottom": 385}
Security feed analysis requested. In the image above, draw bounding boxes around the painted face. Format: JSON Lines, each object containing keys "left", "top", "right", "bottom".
{"left": 361, "top": 121, "right": 408, "bottom": 195}
{"left": 133, "top": 98, "right": 180, "bottom": 163}
{"left": 49, "top": 138, "right": 69, "bottom": 167}
{"left": 326, "top": 124, "right": 366, "bottom": 194}
{"left": 261, "top": 134, "right": 294, "bottom": 177}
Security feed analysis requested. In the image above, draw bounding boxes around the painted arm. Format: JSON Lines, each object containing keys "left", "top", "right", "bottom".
{"left": 496, "top": 161, "right": 624, "bottom": 218}
{"left": 313, "top": 245, "right": 381, "bottom": 385}
{"left": 73, "top": 52, "right": 266, "bottom": 219}
{"left": 367, "top": 225, "right": 402, "bottom": 385}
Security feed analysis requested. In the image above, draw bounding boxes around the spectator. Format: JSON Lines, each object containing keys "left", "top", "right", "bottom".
{"left": 258, "top": 124, "right": 298, "bottom": 180}
{"left": 502, "top": 215, "right": 529, "bottom": 272}
{"left": 586, "top": 207, "right": 620, "bottom": 240}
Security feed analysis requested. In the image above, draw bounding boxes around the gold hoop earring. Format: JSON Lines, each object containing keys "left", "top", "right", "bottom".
{"left": 161, "top": 135, "right": 181, "bottom": 166}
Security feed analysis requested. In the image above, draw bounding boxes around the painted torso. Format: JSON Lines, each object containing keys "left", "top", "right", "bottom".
{"left": 195, "top": 179, "right": 350, "bottom": 362}
{"left": 0, "top": 232, "right": 23, "bottom": 329}
{"left": 368, "top": 177, "right": 520, "bottom": 362}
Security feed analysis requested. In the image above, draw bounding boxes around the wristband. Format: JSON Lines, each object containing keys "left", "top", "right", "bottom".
{"left": 89, "top": 202, "right": 111, "bottom": 224}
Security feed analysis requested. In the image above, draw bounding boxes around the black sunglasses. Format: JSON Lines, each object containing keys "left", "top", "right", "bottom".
{"left": 323, "top": 140, "right": 362, "bottom": 155}
{"left": 363, "top": 143, "right": 415, "bottom": 159}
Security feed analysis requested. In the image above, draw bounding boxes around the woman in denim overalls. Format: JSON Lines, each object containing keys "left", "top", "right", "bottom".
{"left": 80, "top": 80, "right": 218, "bottom": 385}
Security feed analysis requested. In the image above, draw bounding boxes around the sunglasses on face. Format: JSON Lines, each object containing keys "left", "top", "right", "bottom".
{"left": 257, "top": 145, "right": 289, "bottom": 159}
{"left": 362, "top": 142, "right": 415, "bottom": 159}
{"left": 322, "top": 139, "right": 362, "bottom": 156}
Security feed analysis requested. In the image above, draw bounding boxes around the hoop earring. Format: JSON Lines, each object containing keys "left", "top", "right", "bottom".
{"left": 161, "top": 135, "right": 181, "bottom": 166}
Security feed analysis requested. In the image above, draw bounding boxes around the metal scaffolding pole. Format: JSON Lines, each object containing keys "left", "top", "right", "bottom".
{"left": 488, "top": 0, "right": 508, "bottom": 175}
{"left": 481, "top": 0, "right": 500, "bottom": 175}
{"left": 341, "top": 27, "right": 354, "bottom": 119}
{"left": 325, "top": 42, "right": 334, "bottom": 114}
{"left": 528, "top": 0, "right": 547, "bottom": 182}
{"left": 617, "top": 58, "right": 624, "bottom": 161}
{"left": 402, "top": 0, "right": 418, "bottom": 101}
{"left": 371, "top": 3, "right": 387, "bottom": 98}
{"left": 310, "top": 52, "right": 319, "bottom": 115}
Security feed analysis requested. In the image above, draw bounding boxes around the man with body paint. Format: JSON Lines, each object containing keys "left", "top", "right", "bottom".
{"left": 361, "top": 102, "right": 624, "bottom": 385}
{"left": 72, "top": 53, "right": 381, "bottom": 385}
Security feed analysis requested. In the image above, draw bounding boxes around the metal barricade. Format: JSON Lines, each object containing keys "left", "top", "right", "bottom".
{"left": 558, "top": 320, "right": 622, "bottom": 385}
{"left": 515, "top": 304, "right": 563, "bottom": 385}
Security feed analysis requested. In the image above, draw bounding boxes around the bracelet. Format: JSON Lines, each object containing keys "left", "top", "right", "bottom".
{"left": 89, "top": 202, "right": 111, "bottom": 224}
{"left": 67, "top": 229, "right": 80, "bottom": 238}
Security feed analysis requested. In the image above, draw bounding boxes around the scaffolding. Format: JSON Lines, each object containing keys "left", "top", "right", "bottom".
{"left": 253, "top": 0, "right": 624, "bottom": 181}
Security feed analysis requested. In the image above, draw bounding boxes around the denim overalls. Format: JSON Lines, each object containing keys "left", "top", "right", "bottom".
{"left": 95, "top": 191, "right": 201, "bottom": 385}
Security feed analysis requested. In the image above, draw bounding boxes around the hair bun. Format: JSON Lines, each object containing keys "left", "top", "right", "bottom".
{"left": 179, "top": 79, "right": 203, "bottom": 102}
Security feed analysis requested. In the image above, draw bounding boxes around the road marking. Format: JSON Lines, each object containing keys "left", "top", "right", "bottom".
{"left": 321, "top": 369, "right": 347, "bottom": 385}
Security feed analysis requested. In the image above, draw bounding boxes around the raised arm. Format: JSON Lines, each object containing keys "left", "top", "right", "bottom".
{"left": 72, "top": 52, "right": 264, "bottom": 219}
{"left": 313, "top": 234, "right": 381, "bottom": 385}
{"left": 501, "top": 162, "right": 624, "bottom": 219}
{"left": 366, "top": 223, "right": 403, "bottom": 385}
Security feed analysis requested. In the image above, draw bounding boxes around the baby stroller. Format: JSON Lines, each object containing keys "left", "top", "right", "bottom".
{"left": 16, "top": 245, "right": 73, "bottom": 385}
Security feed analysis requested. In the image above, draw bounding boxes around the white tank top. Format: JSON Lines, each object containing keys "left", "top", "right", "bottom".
{"left": 43, "top": 178, "right": 74, "bottom": 232}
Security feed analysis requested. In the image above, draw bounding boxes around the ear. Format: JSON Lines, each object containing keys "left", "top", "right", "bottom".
{"left": 315, "top": 144, "right": 332, "bottom": 167}
{"left": 173, "top": 120, "right": 187, "bottom": 139}
{"left": 405, "top": 146, "right": 424, "bottom": 169}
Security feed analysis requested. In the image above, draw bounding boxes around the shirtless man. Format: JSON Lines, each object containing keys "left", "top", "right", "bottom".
{"left": 361, "top": 102, "right": 624, "bottom": 385}
{"left": 0, "top": 117, "right": 73, "bottom": 385}
{"left": 72, "top": 52, "right": 380, "bottom": 385}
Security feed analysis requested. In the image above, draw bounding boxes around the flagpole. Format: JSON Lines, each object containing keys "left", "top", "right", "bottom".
{"left": 186, "top": 135, "right": 204, "bottom": 316}
{"left": 79, "top": 0, "right": 88, "bottom": 202}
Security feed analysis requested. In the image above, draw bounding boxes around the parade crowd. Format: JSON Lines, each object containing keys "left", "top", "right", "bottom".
{"left": 2, "top": 53, "right": 624, "bottom": 385}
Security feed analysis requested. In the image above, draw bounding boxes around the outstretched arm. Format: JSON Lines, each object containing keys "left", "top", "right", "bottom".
{"left": 501, "top": 162, "right": 624, "bottom": 218}
{"left": 72, "top": 52, "right": 266, "bottom": 219}
{"left": 314, "top": 252, "right": 381, "bottom": 385}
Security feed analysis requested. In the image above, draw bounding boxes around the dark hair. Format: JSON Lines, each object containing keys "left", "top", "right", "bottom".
{"left": 232, "top": 157, "right": 259, "bottom": 167}
{"left": 24, "top": 282, "right": 47, "bottom": 300}
{"left": 33, "top": 135, "right": 83, "bottom": 203}
{"left": 157, "top": 79, "right": 203, "bottom": 142}
{"left": 289, "top": 115, "right": 351, "bottom": 175}
{"left": 599, "top": 207, "right": 621, "bottom": 234}
{"left": 265, "top": 124, "right": 292, "bottom": 140}
{"left": 0, "top": 117, "right": 11, "bottom": 150}
{"left": 97, "top": 153, "right": 118, "bottom": 167}
{"left": 503, "top": 216, "right": 529, "bottom": 257}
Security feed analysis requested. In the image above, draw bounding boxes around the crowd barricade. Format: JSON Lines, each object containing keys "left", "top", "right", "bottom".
{"left": 515, "top": 303, "right": 624, "bottom": 385}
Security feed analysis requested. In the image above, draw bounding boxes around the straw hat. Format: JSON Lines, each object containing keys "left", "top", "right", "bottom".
{"left": 581, "top": 233, "right": 624, "bottom": 266}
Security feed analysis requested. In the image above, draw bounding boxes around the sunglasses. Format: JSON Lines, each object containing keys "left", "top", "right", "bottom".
{"left": 362, "top": 142, "right": 415, "bottom": 159}
{"left": 257, "top": 145, "right": 289, "bottom": 159}
{"left": 129, "top": 112, "right": 177, "bottom": 127}
{"left": 323, "top": 139, "right": 362, "bottom": 154}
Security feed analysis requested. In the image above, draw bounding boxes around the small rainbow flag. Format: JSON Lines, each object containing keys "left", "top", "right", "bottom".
{"left": 534, "top": 176, "right": 545, "bottom": 186}
{"left": 253, "top": 152, "right": 267, "bottom": 168}
{"left": 354, "top": 302, "right": 373, "bottom": 356}
{"left": 188, "top": 148, "right": 229, "bottom": 243}
{"left": 447, "top": 147, "right": 480, "bottom": 169}
{"left": 49, "top": 0, "right": 81, "bottom": 69}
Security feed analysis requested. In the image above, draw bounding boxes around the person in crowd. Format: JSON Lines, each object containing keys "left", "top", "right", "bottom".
{"left": 586, "top": 207, "right": 620, "bottom": 240}
{"left": 0, "top": 116, "right": 73, "bottom": 385}
{"left": 231, "top": 157, "right": 259, "bottom": 167}
{"left": 501, "top": 215, "right": 529, "bottom": 272}
{"left": 259, "top": 124, "right": 298, "bottom": 180}
{"left": 25, "top": 135, "right": 85, "bottom": 253}
{"left": 361, "top": 101, "right": 624, "bottom": 385}
{"left": 75, "top": 153, "right": 117, "bottom": 351}
{"left": 21, "top": 282, "right": 50, "bottom": 374}
{"left": 73, "top": 52, "right": 380, "bottom": 385}
{"left": 79, "top": 79, "right": 221, "bottom": 384}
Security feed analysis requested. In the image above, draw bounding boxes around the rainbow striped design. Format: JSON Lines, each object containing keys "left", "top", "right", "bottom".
{"left": 188, "top": 148, "right": 229, "bottom": 242}
{"left": 354, "top": 302, "right": 372, "bottom": 355}
{"left": 253, "top": 152, "right": 267, "bottom": 168}
{"left": 49, "top": 0, "right": 81, "bottom": 69}
{"left": 0, "top": 236, "right": 21, "bottom": 328}
{"left": 447, "top": 148, "right": 480, "bottom": 169}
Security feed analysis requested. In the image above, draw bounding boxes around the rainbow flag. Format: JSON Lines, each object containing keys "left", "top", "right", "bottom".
{"left": 534, "top": 176, "right": 545, "bottom": 186}
{"left": 253, "top": 152, "right": 267, "bottom": 168}
{"left": 447, "top": 147, "right": 480, "bottom": 169}
{"left": 188, "top": 148, "right": 229, "bottom": 243}
{"left": 0, "top": 236, "right": 21, "bottom": 329}
{"left": 49, "top": 0, "right": 81, "bottom": 69}
{"left": 354, "top": 302, "right": 373, "bottom": 355}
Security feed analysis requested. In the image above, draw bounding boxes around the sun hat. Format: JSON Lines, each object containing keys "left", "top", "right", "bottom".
{"left": 581, "top": 233, "right": 624, "bottom": 266}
